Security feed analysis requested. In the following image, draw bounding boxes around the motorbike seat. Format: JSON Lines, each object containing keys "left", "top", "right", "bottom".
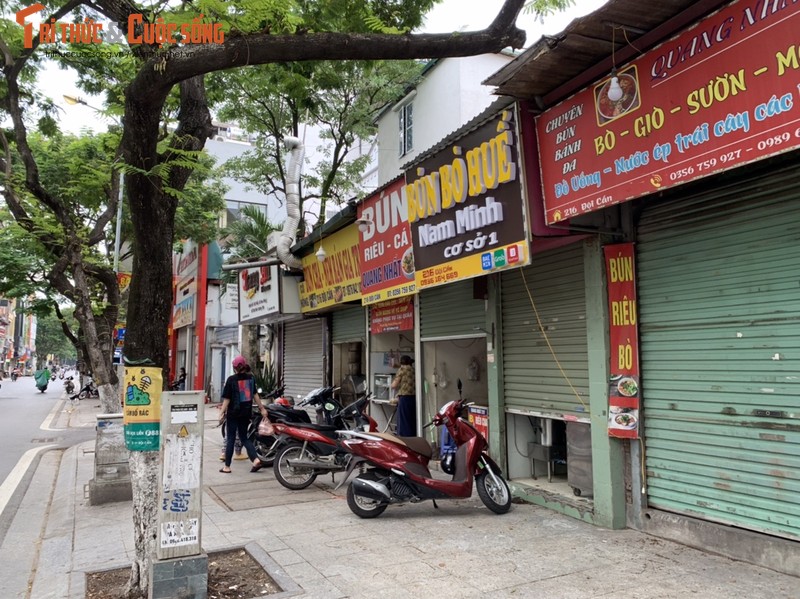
{"left": 368, "top": 433, "right": 433, "bottom": 459}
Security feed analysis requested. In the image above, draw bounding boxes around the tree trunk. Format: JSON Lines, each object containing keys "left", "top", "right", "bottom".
{"left": 124, "top": 451, "right": 160, "bottom": 598}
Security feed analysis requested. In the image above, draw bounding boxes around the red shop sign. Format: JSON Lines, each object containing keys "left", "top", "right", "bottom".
{"left": 358, "top": 179, "right": 416, "bottom": 305}
{"left": 370, "top": 298, "right": 414, "bottom": 334}
{"left": 537, "top": 1, "right": 800, "bottom": 224}
{"left": 605, "top": 243, "right": 640, "bottom": 439}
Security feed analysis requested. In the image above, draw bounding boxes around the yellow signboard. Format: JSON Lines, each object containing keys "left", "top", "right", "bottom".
{"left": 124, "top": 366, "right": 163, "bottom": 451}
{"left": 299, "top": 225, "right": 361, "bottom": 312}
{"left": 415, "top": 241, "right": 529, "bottom": 290}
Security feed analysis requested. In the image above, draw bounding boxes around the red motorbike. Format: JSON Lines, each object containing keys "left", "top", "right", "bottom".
{"left": 337, "top": 379, "right": 511, "bottom": 518}
{"left": 271, "top": 389, "right": 377, "bottom": 490}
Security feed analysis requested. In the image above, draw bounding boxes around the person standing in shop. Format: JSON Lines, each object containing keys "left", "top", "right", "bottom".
{"left": 391, "top": 355, "right": 416, "bottom": 437}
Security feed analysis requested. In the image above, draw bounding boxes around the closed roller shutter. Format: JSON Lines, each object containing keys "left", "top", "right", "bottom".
{"left": 501, "top": 243, "right": 589, "bottom": 420}
{"left": 331, "top": 305, "right": 366, "bottom": 343}
{"left": 282, "top": 319, "right": 325, "bottom": 402}
{"left": 419, "top": 280, "right": 485, "bottom": 339}
{"left": 638, "top": 167, "right": 800, "bottom": 541}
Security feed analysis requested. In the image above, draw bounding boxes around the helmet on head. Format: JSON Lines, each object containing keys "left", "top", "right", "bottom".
{"left": 232, "top": 355, "right": 247, "bottom": 370}
{"left": 440, "top": 452, "right": 456, "bottom": 475}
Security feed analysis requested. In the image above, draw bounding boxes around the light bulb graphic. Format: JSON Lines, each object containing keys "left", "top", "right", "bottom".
{"left": 140, "top": 376, "right": 152, "bottom": 391}
{"left": 607, "top": 76, "right": 623, "bottom": 102}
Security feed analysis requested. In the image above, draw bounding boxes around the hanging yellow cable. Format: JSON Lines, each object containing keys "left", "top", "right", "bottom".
{"left": 520, "top": 268, "right": 588, "bottom": 410}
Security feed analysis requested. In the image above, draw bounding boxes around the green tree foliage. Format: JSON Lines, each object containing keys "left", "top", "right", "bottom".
{"left": 35, "top": 305, "right": 78, "bottom": 362}
{"left": 210, "top": 59, "right": 423, "bottom": 227}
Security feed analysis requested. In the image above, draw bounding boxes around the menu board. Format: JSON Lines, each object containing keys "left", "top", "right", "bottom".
{"left": 605, "top": 243, "right": 640, "bottom": 439}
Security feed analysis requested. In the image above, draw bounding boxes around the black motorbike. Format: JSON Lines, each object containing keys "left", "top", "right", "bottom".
{"left": 222, "top": 387, "right": 312, "bottom": 467}
{"left": 70, "top": 380, "right": 99, "bottom": 401}
{"left": 64, "top": 376, "right": 76, "bottom": 395}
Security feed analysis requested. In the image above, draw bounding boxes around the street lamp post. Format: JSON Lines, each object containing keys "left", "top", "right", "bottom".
{"left": 63, "top": 95, "right": 124, "bottom": 273}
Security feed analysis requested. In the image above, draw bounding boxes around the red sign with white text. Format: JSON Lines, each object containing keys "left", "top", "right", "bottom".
{"left": 605, "top": 244, "right": 640, "bottom": 439}
{"left": 537, "top": 1, "right": 800, "bottom": 224}
{"left": 358, "top": 179, "right": 416, "bottom": 305}
{"left": 369, "top": 298, "right": 414, "bottom": 334}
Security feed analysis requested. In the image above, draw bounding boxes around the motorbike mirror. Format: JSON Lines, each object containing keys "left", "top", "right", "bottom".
{"left": 457, "top": 378, "right": 463, "bottom": 394}
{"left": 257, "top": 388, "right": 263, "bottom": 394}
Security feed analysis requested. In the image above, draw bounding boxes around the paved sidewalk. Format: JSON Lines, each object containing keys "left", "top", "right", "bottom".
{"left": 1, "top": 396, "right": 798, "bottom": 598}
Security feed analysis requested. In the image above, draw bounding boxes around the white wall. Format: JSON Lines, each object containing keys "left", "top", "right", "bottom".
{"left": 376, "top": 54, "right": 513, "bottom": 186}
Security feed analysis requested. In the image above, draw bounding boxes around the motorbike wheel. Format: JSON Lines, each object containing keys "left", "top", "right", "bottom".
{"left": 253, "top": 435, "right": 277, "bottom": 467}
{"left": 475, "top": 470, "right": 512, "bottom": 514}
{"left": 273, "top": 443, "right": 318, "bottom": 490}
{"left": 346, "top": 474, "right": 388, "bottom": 519}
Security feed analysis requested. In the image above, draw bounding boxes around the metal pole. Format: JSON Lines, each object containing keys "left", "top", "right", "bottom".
{"left": 113, "top": 172, "right": 123, "bottom": 273}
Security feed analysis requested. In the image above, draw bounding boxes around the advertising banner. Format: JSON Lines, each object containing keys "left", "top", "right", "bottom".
{"left": 172, "top": 295, "right": 195, "bottom": 329}
{"left": 123, "top": 366, "right": 163, "bottom": 451}
{"left": 369, "top": 298, "right": 414, "bottom": 334}
{"left": 604, "top": 244, "right": 641, "bottom": 439}
{"left": 405, "top": 109, "right": 529, "bottom": 290}
{"left": 358, "top": 179, "right": 416, "bottom": 304}
{"left": 239, "top": 265, "right": 280, "bottom": 323}
{"left": 299, "top": 225, "right": 361, "bottom": 312}
{"left": 537, "top": 1, "right": 800, "bottom": 224}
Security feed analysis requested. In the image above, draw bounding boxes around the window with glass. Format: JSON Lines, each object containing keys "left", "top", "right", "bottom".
{"left": 399, "top": 102, "right": 413, "bottom": 156}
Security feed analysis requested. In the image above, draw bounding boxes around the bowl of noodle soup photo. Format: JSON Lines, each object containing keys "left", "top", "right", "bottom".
{"left": 596, "top": 72, "right": 640, "bottom": 122}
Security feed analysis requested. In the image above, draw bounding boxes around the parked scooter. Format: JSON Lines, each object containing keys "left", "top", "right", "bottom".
{"left": 10, "top": 369, "right": 18, "bottom": 382}
{"left": 70, "top": 380, "right": 99, "bottom": 400}
{"left": 337, "top": 379, "right": 511, "bottom": 518}
{"left": 271, "top": 388, "right": 377, "bottom": 490}
{"left": 64, "top": 376, "right": 76, "bottom": 395}
{"left": 221, "top": 387, "right": 312, "bottom": 466}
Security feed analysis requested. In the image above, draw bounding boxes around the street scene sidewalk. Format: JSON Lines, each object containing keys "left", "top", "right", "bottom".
{"left": 1, "top": 395, "right": 798, "bottom": 599}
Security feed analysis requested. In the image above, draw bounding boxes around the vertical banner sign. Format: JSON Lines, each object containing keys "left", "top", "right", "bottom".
{"left": 123, "top": 366, "right": 162, "bottom": 450}
{"left": 604, "top": 243, "right": 641, "bottom": 439}
{"left": 536, "top": 2, "right": 800, "bottom": 224}
{"left": 358, "top": 178, "right": 416, "bottom": 304}
{"left": 404, "top": 109, "right": 530, "bottom": 290}
{"left": 157, "top": 391, "right": 204, "bottom": 559}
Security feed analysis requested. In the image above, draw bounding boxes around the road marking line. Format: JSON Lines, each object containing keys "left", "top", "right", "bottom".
{"left": 40, "top": 399, "right": 66, "bottom": 431}
{"left": 0, "top": 445, "right": 56, "bottom": 519}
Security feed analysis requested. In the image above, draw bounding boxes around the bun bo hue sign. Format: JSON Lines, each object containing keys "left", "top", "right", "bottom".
{"left": 298, "top": 226, "right": 361, "bottom": 312}
{"left": 404, "top": 109, "right": 529, "bottom": 290}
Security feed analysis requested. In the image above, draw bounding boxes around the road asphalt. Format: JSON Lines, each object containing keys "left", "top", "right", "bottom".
{"left": 0, "top": 394, "right": 797, "bottom": 599}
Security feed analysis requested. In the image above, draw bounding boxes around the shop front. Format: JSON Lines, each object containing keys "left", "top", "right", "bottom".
{"left": 172, "top": 242, "right": 200, "bottom": 386}
{"left": 357, "top": 177, "right": 418, "bottom": 432}
{"left": 296, "top": 223, "right": 362, "bottom": 404}
{"left": 237, "top": 262, "right": 302, "bottom": 397}
{"left": 404, "top": 104, "right": 531, "bottom": 455}
{"left": 526, "top": 0, "right": 800, "bottom": 558}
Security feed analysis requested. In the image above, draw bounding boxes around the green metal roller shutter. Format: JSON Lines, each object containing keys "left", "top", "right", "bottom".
{"left": 638, "top": 167, "right": 800, "bottom": 541}
{"left": 501, "top": 243, "right": 590, "bottom": 420}
{"left": 419, "top": 280, "right": 486, "bottom": 339}
{"left": 331, "top": 305, "right": 366, "bottom": 343}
